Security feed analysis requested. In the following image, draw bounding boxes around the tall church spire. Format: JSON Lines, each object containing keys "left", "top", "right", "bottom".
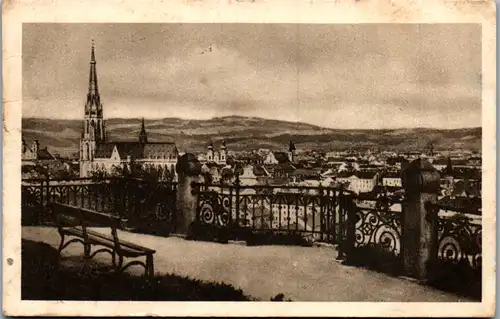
{"left": 288, "top": 140, "right": 296, "bottom": 163}
{"left": 86, "top": 40, "right": 101, "bottom": 115}
{"left": 445, "top": 156, "right": 453, "bottom": 176}
{"left": 91, "top": 39, "right": 96, "bottom": 62}
{"left": 139, "top": 117, "right": 148, "bottom": 144}
{"left": 80, "top": 40, "right": 106, "bottom": 177}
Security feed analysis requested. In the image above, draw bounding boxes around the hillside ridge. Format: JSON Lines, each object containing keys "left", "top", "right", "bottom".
{"left": 22, "top": 117, "right": 482, "bottom": 157}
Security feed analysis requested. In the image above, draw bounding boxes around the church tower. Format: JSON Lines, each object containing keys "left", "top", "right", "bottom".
{"left": 80, "top": 41, "right": 106, "bottom": 177}
{"left": 138, "top": 117, "right": 148, "bottom": 144}
{"left": 288, "top": 140, "right": 296, "bottom": 163}
{"left": 219, "top": 140, "right": 227, "bottom": 164}
{"left": 207, "top": 142, "right": 214, "bottom": 162}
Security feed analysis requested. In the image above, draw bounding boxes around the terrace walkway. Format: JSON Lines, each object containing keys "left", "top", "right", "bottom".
{"left": 23, "top": 226, "right": 470, "bottom": 302}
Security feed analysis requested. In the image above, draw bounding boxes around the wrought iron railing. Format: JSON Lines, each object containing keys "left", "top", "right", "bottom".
{"left": 340, "top": 196, "right": 482, "bottom": 298}
{"left": 340, "top": 198, "right": 404, "bottom": 273}
{"left": 437, "top": 212, "right": 481, "bottom": 271}
{"left": 192, "top": 181, "right": 353, "bottom": 245}
{"left": 353, "top": 207, "right": 403, "bottom": 253}
{"left": 433, "top": 208, "right": 482, "bottom": 299}
{"left": 21, "top": 177, "right": 177, "bottom": 231}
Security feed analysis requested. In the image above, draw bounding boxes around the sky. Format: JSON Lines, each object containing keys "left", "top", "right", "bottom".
{"left": 22, "top": 23, "right": 481, "bottom": 129}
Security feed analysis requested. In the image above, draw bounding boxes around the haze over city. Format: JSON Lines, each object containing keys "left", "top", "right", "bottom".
{"left": 23, "top": 23, "right": 481, "bottom": 130}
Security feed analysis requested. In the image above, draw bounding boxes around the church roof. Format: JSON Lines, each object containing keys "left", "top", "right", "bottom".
{"left": 94, "top": 143, "right": 116, "bottom": 158}
{"left": 37, "top": 147, "right": 55, "bottom": 160}
{"left": 273, "top": 152, "right": 290, "bottom": 164}
{"left": 115, "top": 142, "right": 144, "bottom": 158}
{"left": 143, "top": 143, "right": 178, "bottom": 158}
{"left": 94, "top": 141, "right": 178, "bottom": 160}
{"left": 253, "top": 165, "right": 270, "bottom": 177}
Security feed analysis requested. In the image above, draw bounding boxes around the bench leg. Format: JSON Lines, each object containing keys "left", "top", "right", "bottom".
{"left": 57, "top": 233, "right": 65, "bottom": 256}
{"left": 111, "top": 250, "right": 116, "bottom": 267}
{"left": 114, "top": 255, "right": 124, "bottom": 273}
{"left": 83, "top": 243, "right": 91, "bottom": 259}
{"left": 146, "top": 254, "right": 154, "bottom": 277}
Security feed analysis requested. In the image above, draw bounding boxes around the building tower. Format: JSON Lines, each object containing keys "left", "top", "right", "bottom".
{"left": 220, "top": 140, "right": 227, "bottom": 164}
{"left": 32, "top": 139, "right": 39, "bottom": 158}
{"left": 80, "top": 40, "right": 106, "bottom": 177}
{"left": 288, "top": 140, "right": 296, "bottom": 162}
{"left": 445, "top": 156, "right": 453, "bottom": 175}
{"left": 443, "top": 156, "right": 454, "bottom": 189}
{"left": 207, "top": 142, "right": 214, "bottom": 162}
{"left": 138, "top": 117, "right": 148, "bottom": 144}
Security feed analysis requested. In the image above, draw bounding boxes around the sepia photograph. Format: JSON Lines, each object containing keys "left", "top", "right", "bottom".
{"left": 3, "top": 0, "right": 496, "bottom": 317}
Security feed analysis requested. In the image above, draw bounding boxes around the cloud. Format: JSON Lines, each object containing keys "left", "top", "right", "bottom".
{"left": 22, "top": 23, "right": 481, "bottom": 129}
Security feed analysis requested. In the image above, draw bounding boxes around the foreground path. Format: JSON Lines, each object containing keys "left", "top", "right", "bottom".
{"left": 23, "top": 226, "right": 469, "bottom": 302}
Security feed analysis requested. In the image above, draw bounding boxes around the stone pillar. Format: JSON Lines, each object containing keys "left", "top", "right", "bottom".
{"left": 401, "top": 158, "right": 441, "bottom": 281}
{"left": 174, "top": 153, "right": 202, "bottom": 236}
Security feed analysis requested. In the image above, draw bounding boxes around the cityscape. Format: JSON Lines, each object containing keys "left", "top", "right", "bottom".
{"left": 21, "top": 37, "right": 482, "bottom": 213}
{"left": 21, "top": 24, "right": 482, "bottom": 303}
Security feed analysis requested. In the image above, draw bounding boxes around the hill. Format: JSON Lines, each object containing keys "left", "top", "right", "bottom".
{"left": 22, "top": 116, "right": 482, "bottom": 158}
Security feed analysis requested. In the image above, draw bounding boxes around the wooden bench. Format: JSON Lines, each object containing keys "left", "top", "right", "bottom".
{"left": 46, "top": 201, "right": 156, "bottom": 277}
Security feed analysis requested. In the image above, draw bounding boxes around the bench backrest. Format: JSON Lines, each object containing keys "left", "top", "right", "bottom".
{"left": 47, "top": 201, "right": 122, "bottom": 229}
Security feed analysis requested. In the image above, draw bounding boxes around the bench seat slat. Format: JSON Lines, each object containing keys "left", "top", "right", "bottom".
{"left": 48, "top": 202, "right": 121, "bottom": 227}
{"left": 61, "top": 227, "right": 156, "bottom": 257}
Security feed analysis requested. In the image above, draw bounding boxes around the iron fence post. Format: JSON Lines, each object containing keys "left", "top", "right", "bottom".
{"left": 230, "top": 185, "right": 236, "bottom": 228}
{"left": 44, "top": 177, "right": 50, "bottom": 224}
{"left": 319, "top": 185, "right": 324, "bottom": 242}
{"left": 38, "top": 179, "right": 45, "bottom": 225}
{"left": 193, "top": 181, "right": 201, "bottom": 223}
{"left": 235, "top": 175, "right": 240, "bottom": 229}
{"left": 344, "top": 193, "right": 357, "bottom": 265}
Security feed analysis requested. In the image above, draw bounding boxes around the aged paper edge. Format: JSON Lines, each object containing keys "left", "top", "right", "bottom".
{"left": 2, "top": 0, "right": 496, "bottom": 317}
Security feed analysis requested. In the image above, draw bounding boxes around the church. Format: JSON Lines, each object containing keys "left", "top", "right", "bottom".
{"left": 198, "top": 141, "right": 228, "bottom": 166}
{"left": 79, "top": 42, "right": 179, "bottom": 178}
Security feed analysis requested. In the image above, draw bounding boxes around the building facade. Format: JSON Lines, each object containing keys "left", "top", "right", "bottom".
{"left": 204, "top": 142, "right": 228, "bottom": 165}
{"left": 381, "top": 171, "right": 403, "bottom": 188}
{"left": 79, "top": 42, "right": 179, "bottom": 178}
{"left": 264, "top": 141, "right": 296, "bottom": 165}
{"left": 336, "top": 171, "right": 379, "bottom": 194}
{"left": 22, "top": 139, "right": 54, "bottom": 163}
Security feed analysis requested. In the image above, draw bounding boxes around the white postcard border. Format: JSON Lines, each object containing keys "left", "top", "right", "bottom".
{"left": 2, "top": 0, "right": 496, "bottom": 317}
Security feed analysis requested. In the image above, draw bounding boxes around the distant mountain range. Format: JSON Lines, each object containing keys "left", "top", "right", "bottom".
{"left": 22, "top": 116, "right": 482, "bottom": 158}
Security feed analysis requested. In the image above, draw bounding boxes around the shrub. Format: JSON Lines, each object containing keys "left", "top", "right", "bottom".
{"left": 344, "top": 244, "right": 403, "bottom": 276}
{"left": 270, "top": 293, "right": 292, "bottom": 301}
{"left": 246, "top": 231, "right": 313, "bottom": 247}
{"left": 22, "top": 239, "right": 253, "bottom": 301}
{"left": 429, "top": 258, "right": 481, "bottom": 301}
{"left": 187, "top": 222, "right": 229, "bottom": 244}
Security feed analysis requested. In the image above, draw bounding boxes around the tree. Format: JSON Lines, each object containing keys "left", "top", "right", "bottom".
{"left": 90, "top": 166, "right": 109, "bottom": 180}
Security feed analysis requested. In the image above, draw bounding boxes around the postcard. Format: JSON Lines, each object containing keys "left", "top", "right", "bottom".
{"left": 2, "top": 0, "right": 496, "bottom": 316}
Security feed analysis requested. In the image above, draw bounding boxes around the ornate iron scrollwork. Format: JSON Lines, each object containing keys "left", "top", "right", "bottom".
{"left": 197, "top": 191, "right": 231, "bottom": 227}
{"left": 437, "top": 214, "right": 481, "bottom": 271}
{"left": 354, "top": 207, "right": 402, "bottom": 255}
{"left": 194, "top": 185, "right": 346, "bottom": 244}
